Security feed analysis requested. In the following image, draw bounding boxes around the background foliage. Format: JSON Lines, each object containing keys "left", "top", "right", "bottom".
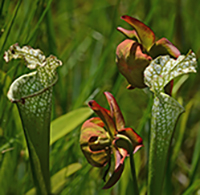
{"left": 0, "top": 0, "right": 200, "bottom": 194}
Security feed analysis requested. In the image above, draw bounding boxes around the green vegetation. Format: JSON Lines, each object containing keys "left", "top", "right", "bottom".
{"left": 0, "top": 0, "right": 200, "bottom": 194}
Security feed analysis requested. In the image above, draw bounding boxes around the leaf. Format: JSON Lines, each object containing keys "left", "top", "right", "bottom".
{"left": 50, "top": 107, "right": 93, "bottom": 145}
{"left": 120, "top": 160, "right": 131, "bottom": 195}
{"left": 26, "top": 163, "right": 82, "bottom": 195}
{"left": 25, "top": 0, "right": 53, "bottom": 43}
{"left": 0, "top": 70, "right": 11, "bottom": 96}
{"left": 144, "top": 51, "right": 197, "bottom": 94}
{"left": 148, "top": 92, "right": 184, "bottom": 195}
{"left": 51, "top": 163, "right": 82, "bottom": 194}
{"left": 189, "top": 121, "right": 200, "bottom": 184}
{"left": 0, "top": 0, "right": 22, "bottom": 55}
{"left": 182, "top": 179, "right": 200, "bottom": 195}
{"left": 5, "top": 44, "right": 62, "bottom": 194}
{"left": 0, "top": 144, "right": 20, "bottom": 195}
{"left": 144, "top": 51, "right": 197, "bottom": 195}
{"left": 24, "top": 132, "right": 48, "bottom": 195}
{"left": 171, "top": 100, "right": 194, "bottom": 168}
{"left": 121, "top": 15, "right": 155, "bottom": 51}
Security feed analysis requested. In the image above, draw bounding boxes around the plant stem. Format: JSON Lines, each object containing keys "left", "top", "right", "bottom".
{"left": 130, "top": 152, "right": 139, "bottom": 195}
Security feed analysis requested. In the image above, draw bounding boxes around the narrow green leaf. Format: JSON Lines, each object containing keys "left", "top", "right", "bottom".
{"left": 0, "top": 0, "right": 22, "bottom": 56}
{"left": 25, "top": 188, "right": 36, "bottom": 195}
{"left": 45, "top": 7, "right": 57, "bottom": 55}
{"left": 172, "top": 75, "right": 189, "bottom": 97}
{"left": 120, "top": 160, "right": 131, "bottom": 195}
{"left": 50, "top": 107, "right": 93, "bottom": 145}
{"left": 18, "top": 1, "right": 40, "bottom": 42}
{"left": 26, "top": 163, "right": 82, "bottom": 195}
{"left": 182, "top": 179, "right": 200, "bottom": 195}
{"left": 51, "top": 163, "right": 82, "bottom": 193}
{"left": 0, "top": 69, "right": 11, "bottom": 99}
{"left": 0, "top": 144, "right": 20, "bottom": 195}
{"left": 26, "top": 0, "right": 53, "bottom": 43}
{"left": 189, "top": 122, "right": 200, "bottom": 184}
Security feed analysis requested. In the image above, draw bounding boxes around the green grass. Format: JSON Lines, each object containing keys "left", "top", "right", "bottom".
{"left": 0, "top": 0, "right": 200, "bottom": 194}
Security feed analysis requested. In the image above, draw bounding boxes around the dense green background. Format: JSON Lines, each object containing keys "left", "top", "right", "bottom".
{"left": 0, "top": 0, "right": 200, "bottom": 194}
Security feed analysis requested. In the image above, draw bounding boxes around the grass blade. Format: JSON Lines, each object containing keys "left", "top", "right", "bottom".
{"left": 50, "top": 107, "right": 93, "bottom": 145}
